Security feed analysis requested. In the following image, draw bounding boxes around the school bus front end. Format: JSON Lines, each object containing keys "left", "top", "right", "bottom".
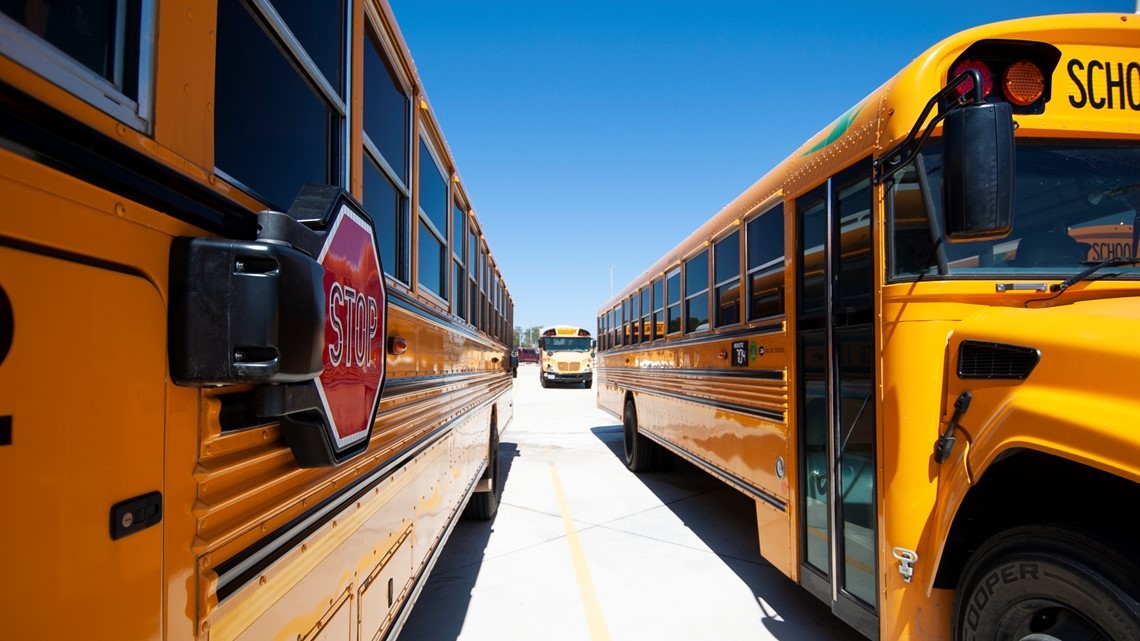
{"left": 538, "top": 325, "right": 595, "bottom": 388}
{"left": 873, "top": 14, "right": 1140, "bottom": 641}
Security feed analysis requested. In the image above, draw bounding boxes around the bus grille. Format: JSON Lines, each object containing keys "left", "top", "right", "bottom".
{"left": 558, "top": 362, "right": 580, "bottom": 372}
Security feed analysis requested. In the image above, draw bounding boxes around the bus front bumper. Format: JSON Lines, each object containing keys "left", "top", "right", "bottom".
{"left": 542, "top": 371, "right": 592, "bottom": 383}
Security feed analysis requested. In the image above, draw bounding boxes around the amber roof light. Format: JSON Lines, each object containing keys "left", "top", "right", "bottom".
{"left": 1002, "top": 61, "right": 1045, "bottom": 106}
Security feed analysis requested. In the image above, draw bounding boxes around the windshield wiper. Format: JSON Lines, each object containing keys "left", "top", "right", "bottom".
{"left": 1050, "top": 257, "right": 1140, "bottom": 292}
{"left": 1087, "top": 182, "right": 1140, "bottom": 205}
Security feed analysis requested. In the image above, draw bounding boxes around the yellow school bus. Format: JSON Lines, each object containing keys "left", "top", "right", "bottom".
{"left": 0, "top": 1, "right": 515, "bottom": 639}
{"left": 537, "top": 325, "right": 595, "bottom": 388}
{"left": 598, "top": 12, "right": 1140, "bottom": 641}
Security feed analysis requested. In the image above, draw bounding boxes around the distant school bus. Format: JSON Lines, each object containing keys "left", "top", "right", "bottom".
{"left": 598, "top": 13, "right": 1140, "bottom": 641}
{"left": 537, "top": 325, "right": 595, "bottom": 388}
{"left": 0, "top": 2, "right": 516, "bottom": 640}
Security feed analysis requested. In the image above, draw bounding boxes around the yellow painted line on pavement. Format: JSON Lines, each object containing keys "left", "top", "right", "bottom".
{"left": 547, "top": 447, "right": 612, "bottom": 641}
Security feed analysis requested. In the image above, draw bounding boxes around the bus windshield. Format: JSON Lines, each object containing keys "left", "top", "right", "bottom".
{"left": 891, "top": 142, "right": 1140, "bottom": 280}
{"left": 545, "top": 337, "right": 592, "bottom": 352}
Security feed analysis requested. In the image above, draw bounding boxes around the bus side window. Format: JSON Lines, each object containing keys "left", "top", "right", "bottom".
{"left": 889, "top": 165, "right": 939, "bottom": 278}
{"left": 746, "top": 203, "right": 786, "bottom": 320}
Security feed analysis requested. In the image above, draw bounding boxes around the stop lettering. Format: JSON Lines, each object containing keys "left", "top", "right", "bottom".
{"left": 316, "top": 204, "right": 386, "bottom": 450}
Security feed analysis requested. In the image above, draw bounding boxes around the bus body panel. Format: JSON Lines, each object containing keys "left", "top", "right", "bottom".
{"left": 0, "top": 245, "right": 166, "bottom": 641}
{"left": 598, "top": 329, "right": 795, "bottom": 577}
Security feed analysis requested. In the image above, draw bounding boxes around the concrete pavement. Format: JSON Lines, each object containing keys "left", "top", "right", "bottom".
{"left": 399, "top": 364, "right": 865, "bottom": 641}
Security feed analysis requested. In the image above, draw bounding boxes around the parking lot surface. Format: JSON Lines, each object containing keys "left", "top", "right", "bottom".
{"left": 400, "top": 364, "right": 865, "bottom": 641}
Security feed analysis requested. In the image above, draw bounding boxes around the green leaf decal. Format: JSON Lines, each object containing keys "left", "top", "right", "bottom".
{"left": 802, "top": 102, "right": 865, "bottom": 156}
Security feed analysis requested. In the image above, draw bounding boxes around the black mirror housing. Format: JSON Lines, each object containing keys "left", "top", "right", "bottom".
{"left": 941, "top": 102, "right": 1015, "bottom": 241}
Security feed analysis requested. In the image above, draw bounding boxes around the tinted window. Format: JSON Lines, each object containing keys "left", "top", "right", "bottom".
{"left": 363, "top": 157, "right": 405, "bottom": 281}
{"left": 452, "top": 262, "right": 465, "bottom": 319}
{"left": 216, "top": 0, "right": 336, "bottom": 210}
{"left": 715, "top": 231, "right": 741, "bottom": 327}
{"left": 837, "top": 176, "right": 873, "bottom": 314}
{"left": 666, "top": 268, "right": 681, "bottom": 334}
{"left": 685, "top": 250, "right": 709, "bottom": 333}
{"left": 652, "top": 278, "right": 664, "bottom": 340}
{"left": 452, "top": 203, "right": 466, "bottom": 256}
{"left": 1, "top": 0, "right": 142, "bottom": 99}
{"left": 798, "top": 193, "right": 827, "bottom": 319}
{"left": 638, "top": 287, "right": 651, "bottom": 343}
{"left": 418, "top": 139, "right": 448, "bottom": 234}
{"left": 418, "top": 221, "right": 445, "bottom": 298}
{"left": 363, "top": 26, "right": 408, "bottom": 182}
{"left": 629, "top": 292, "right": 640, "bottom": 343}
{"left": 271, "top": 0, "right": 344, "bottom": 96}
{"left": 748, "top": 205, "right": 785, "bottom": 271}
{"left": 748, "top": 204, "right": 786, "bottom": 320}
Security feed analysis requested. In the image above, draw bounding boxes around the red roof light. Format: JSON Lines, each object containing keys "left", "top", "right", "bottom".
{"left": 952, "top": 59, "right": 994, "bottom": 99}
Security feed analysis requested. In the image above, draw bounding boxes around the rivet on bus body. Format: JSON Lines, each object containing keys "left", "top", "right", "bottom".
{"left": 389, "top": 336, "right": 408, "bottom": 355}
{"left": 259, "top": 576, "right": 267, "bottom": 586}
{"left": 115, "top": 203, "right": 126, "bottom": 217}
{"left": 184, "top": 84, "right": 191, "bottom": 95}
{"left": 718, "top": 351, "right": 727, "bottom": 359}
{"left": 116, "top": 123, "right": 128, "bottom": 137}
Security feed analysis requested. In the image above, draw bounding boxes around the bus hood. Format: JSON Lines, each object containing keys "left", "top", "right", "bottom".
{"left": 949, "top": 296, "right": 1140, "bottom": 393}
{"left": 945, "top": 296, "right": 1140, "bottom": 475}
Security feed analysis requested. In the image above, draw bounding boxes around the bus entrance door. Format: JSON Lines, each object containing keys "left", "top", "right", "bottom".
{"left": 795, "top": 166, "right": 879, "bottom": 639}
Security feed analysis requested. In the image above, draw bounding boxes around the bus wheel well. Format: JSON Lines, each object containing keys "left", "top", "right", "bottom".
{"left": 934, "top": 449, "right": 1140, "bottom": 590}
{"left": 622, "top": 391, "right": 636, "bottom": 420}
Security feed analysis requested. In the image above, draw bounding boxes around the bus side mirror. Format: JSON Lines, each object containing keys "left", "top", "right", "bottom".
{"left": 941, "top": 102, "right": 1015, "bottom": 241}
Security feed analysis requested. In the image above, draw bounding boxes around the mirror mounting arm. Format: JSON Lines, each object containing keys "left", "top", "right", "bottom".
{"left": 873, "top": 70, "right": 983, "bottom": 186}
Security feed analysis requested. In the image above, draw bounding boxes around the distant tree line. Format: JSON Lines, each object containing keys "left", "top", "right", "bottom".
{"left": 514, "top": 325, "right": 542, "bottom": 348}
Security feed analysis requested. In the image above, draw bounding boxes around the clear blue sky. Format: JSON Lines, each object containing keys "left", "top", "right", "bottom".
{"left": 388, "top": 0, "right": 1135, "bottom": 338}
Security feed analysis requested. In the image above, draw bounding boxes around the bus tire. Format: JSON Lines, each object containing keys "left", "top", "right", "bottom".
{"left": 623, "top": 399, "right": 654, "bottom": 472}
{"left": 464, "top": 425, "right": 501, "bottom": 521}
{"left": 953, "top": 524, "right": 1140, "bottom": 641}
{"left": 540, "top": 376, "right": 548, "bottom": 388}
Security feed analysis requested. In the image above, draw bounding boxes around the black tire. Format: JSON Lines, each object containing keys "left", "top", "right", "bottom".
{"left": 464, "top": 425, "right": 500, "bottom": 520}
{"left": 540, "top": 376, "right": 548, "bottom": 388}
{"left": 622, "top": 399, "right": 655, "bottom": 472}
{"left": 953, "top": 525, "right": 1140, "bottom": 641}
